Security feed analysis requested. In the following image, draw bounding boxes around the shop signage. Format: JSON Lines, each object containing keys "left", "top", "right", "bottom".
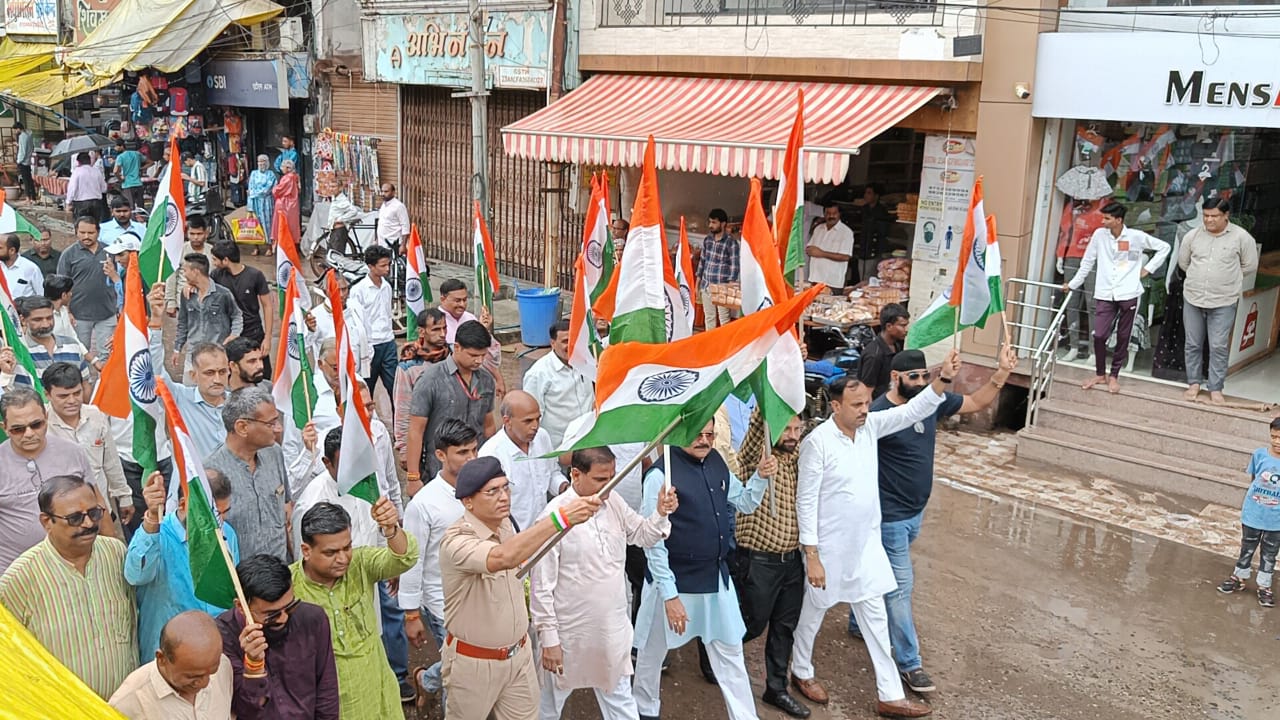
{"left": 911, "top": 134, "right": 977, "bottom": 264}
{"left": 2, "top": 0, "right": 58, "bottom": 37}
{"left": 1033, "top": 32, "right": 1280, "bottom": 129}
{"left": 363, "top": 11, "right": 550, "bottom": 88}
{"left": 1228, "top": 290, "right": 1277, "bottom": 369}
{"left": 205, "top": 59, "right": 288, "bottom": 110}
{"left": 75, "top": 0, "right": 120, "bottom": 41}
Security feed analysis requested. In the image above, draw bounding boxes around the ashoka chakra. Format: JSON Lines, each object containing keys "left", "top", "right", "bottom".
{"left": 638, "top": 369, "right": 699, "bottom": 402}
{"left": 128, "top": 350, "right": 157, "bottom": 404}
{"left": 406, "top": 277, "right": 423, "bottom": 303}
{"left": 277, "top": 260, "right": 295, "bottom": 288}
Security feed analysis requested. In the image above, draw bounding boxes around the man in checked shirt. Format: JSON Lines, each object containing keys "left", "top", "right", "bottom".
{"left": 733, "top": 412, "right": 811, "bottom": 718}
{"left": 695, "top": 208, "right": 740, "bottom": 329}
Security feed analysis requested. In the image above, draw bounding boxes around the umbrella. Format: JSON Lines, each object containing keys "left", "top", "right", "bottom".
{"left": 1056, "top": 165, "right": 1113, "bottom": 200}
{"left": 48, "top": 133, "right": 112, "bottom": 160}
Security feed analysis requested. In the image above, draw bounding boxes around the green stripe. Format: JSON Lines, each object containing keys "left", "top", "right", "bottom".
{"left": 742, "top": 361, "right": 801, "bottom": 445}
{"left": 137, "top": 197, "right": 174, "bottom": 284}
{"left": 905, "top": 301, "right": 957, "bottom": 350}
{"left": 3, "top": 307, "right": 44, "bottom": 399}
{"left": 475, "top": 245, "right": 494, "bottom": 311}
{"left": 406, "top": 309, "right": 419, "bottom": 341}
{"left": 609, "top": 306, "right": 667, "bottom": 345}
{"left": 131, "top": 403, "right": 158, "bottom": 478}
{"left": 589, "top": 238, "right": 616, "bottom": 304}
{"left": 783, "top": 213, "right": 805, "bottom": 281}
{"left": 290, "top": 327, "right": 317, "bottom": 429}
{"left": 566, "top": 370, "right": 737, "bottom": 452}
{"left": 188, "top": 476, "right": 236, "bottom": 608}
{"left": 346, "top": 473, "right": 381, "bottom": 506}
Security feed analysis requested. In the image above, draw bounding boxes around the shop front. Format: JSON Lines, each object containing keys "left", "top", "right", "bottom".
{"left": 1030, "top": 31, "right": 1280, "bottom": 402}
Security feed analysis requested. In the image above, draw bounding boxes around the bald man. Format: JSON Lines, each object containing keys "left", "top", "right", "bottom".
{"left": 109, "top": 611, "right": 235, "bottom": 719}
{"left": 478, "top": 390, "right": 565, "bottom": 530}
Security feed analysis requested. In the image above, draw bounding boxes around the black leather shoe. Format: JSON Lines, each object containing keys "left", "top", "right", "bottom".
{"left": 763, "top": 689, "right": 811, "bottom": 718}
{"left": 697, "top": 640, "right": 718, "bottom": 685}
{"left": 639, "top": 716, "right": 660, "bottom": 720}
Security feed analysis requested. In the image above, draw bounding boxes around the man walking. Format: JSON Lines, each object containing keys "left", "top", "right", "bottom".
{"left": 180, "top": 152, "right": 208, "bottom": 204}
{"left": 349, "top": 245, "right": 397, "bottom": 405}
{"left": 523, "top": 320, "right": 595, "bottom": 447}
{"left": 109, "top": 611, "right": 235, "bottom": 719}
{"left": 1179, "top": 197, "right": 1260, "bottom": 404}
{"left": 790, "top": 354, "right": 961, "bottom": 718}
{"left": 1, "top": 233, "right": 43, "bottom": 298}
{"left": 734, "top": 413, "right": 810, "bottom": 718}
{"left": 101, "top": 196, "right": 146, "bottom": 247}
{"left": 23, "top": 226, "right": 61, "bottom": 278}
{"left": 438, "top": 456, "right": 602, "bottom": 720}
{"left": 479, "top": 390, "right": 563, "bottom": 530}
{"left": 859, "top": 303, "right": 910, "bottom": 399}
{"left": 147, "top": 286, "right": 229, "bottom": 457}
{"left": 174, "top": 254, "right": 242, "bottom": 377}
{"left": 696, "top": 208, "right": 740, "bottom": 329}
{"left": 15, "top": 296, "right": 91, "bottom": 383}
{"left": 532, "top": 446, "right": 676, "bottom": 720}
{"left": 57, "top": 215, "right": 117, "bottom": 358}
{"left": 376, "top": 183, "right": 411, "bottom": 248}
{"left": 847, "top": 348, "right": 1016, "bottom": 695}
{"left": 114, "top": 140, "right": 145, "bottom": 210}
{"left": 14, "top": 121, "right": 35, "bottom": 203}
{"left": 393, "top": 307, "right": 449, "bottom": 464}
{"left": 43, "top": 363, "right": 132, "bottom": 529}
{"left": 65, "top": 152, "right": 107, "bottom": 220}
{"left": 165, "top": 214, "right": 215, "bottom": 317}
{"left": 210, "top": 241, "right": 273, "bottom": 376}
{"left": 633, "top": 419, "right": 773, "bottom": 720}
{"left": 1063, "top": 201, "right": 1170, "bottom": 394}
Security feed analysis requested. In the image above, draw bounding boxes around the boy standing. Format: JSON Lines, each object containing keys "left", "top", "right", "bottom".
{"left": 1218, "top": 418, "right": 1280, "bottom": 608}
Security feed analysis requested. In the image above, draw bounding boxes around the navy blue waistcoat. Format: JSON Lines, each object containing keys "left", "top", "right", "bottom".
{"left": 647, "top": 447, "right": 734, "bottom": 594}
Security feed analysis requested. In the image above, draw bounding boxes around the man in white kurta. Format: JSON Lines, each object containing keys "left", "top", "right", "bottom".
{"left": 531, "top": 446, "right": 677, "bottom": 720}
{"left": 479, "top": 390, "right": 565, "bottom": 531}
{"left": 790, "top": 351, "right": 961, "bottom": 719}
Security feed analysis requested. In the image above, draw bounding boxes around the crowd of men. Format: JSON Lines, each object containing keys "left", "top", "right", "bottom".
{"left": 0, "top": 211, "right": 1020, "bottom": 720}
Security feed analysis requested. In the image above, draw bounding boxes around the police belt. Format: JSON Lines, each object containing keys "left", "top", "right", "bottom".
{"left": 446, "top": 633, "right": 527, "bottom": 661}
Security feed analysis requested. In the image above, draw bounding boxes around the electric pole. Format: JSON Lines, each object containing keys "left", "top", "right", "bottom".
{"left": 463, "top": 0, "right": 490, "bottom": 220}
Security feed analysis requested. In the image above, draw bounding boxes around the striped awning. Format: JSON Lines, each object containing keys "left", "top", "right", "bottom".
{"left": 501, "top": 75, "right": 944, "bottom": 184}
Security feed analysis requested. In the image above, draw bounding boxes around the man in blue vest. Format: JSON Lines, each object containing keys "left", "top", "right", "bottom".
{"left": 632, "top": 418, "right": 775, "bottom": 720}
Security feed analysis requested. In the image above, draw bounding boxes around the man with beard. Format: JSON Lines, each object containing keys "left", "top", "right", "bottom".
{"left": 291, "top": 501, "right": 419, "bottom": 720}
{"left": 846, "top": 347, "right": 1016, "bottom": 696}
{"left": 15, "top": 296, "right": 92, "bottom": 384}
{"left": 0, "top": 474, "right": 137, "bottom": 699}
{"left": 110, "top": 611, "right": 235, "bottom": 719}
{"left": 211, "top": 241, "right": 274, "bottom": 378}
{"left": 146, "top": 285, "right": 230, "bottom": 457}
{"left": 226, "top": 336, "right": 269, "bottom": 391}
{"left": 217, "top": 554, "right": 340, "bottom": 719}
{"left": 393, "top": 307, "right": 449, "bottom": 470}
{"left": 57, "top": 216, "right": 117, "bottom": 359}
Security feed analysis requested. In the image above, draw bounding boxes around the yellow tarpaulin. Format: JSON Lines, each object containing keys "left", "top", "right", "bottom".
{"left": 0, "top": 38, "right": 57, "bottom": 83}
{"left": 0, "top": 69, "right": 111, "bottom": 110}
{"left": 64, "top": 0, "right": 285, "bottom": 80}
{"left": 0, "top": 602, "right": 126, "bottom": 719}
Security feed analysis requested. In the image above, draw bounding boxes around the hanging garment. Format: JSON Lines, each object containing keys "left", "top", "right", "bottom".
{"left": 1056, "top": 166, "right": 1114, "bottom": 200}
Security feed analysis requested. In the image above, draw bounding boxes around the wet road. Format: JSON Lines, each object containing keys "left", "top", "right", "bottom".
{"left": 407, "top": 480, "right": 1280, "bottom": 720}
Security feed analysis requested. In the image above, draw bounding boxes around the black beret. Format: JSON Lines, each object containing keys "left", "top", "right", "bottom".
{"left": 455, "top": 456, "right": 506, "bottom": 499}
{"left": 890, "top": 349, "right": 928, "bottom": 372}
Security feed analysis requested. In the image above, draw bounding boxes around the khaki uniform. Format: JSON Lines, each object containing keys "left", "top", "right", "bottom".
{"left": 439, "top": 510, "right": 538, "bottom": 720}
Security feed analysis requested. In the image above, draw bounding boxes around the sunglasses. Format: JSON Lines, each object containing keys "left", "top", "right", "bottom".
{"left": 46, "top": 506, "right": 107, "bottom": 527}
{"left": 6, "top": 418, "right": 46, "bottom": 435}
{"left": 902, "top": 371, "right": 931, "bottom": 381}
{"left": 260, "top": 598, "right": 301, "bottom": 625}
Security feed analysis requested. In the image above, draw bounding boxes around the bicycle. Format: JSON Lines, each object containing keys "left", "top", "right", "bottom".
{"left": 312, "top": 220, "right": 412, "bottom": 337}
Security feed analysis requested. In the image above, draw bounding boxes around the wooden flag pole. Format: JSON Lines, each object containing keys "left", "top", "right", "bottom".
{"left": 519, "top": 414, "right": 684, "bottom": 578}
{"left": 216, "top": 520, "right": 256, "bottom": 625}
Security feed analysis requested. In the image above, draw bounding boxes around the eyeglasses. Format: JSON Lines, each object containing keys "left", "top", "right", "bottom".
{"left": 479, "top": 482, "right": 513, "bottom": 498}
{"left": 6, "top": 418, "right": 46, "bottom": 435}
{"left": 260, "top": 597, "right": 301, "bottom": 625}
{"left": 903, "top": 371, "right": 931, "bottom": 381}
{"left": 241, "top": 415, "right": 283, "bottom": 429}
{"left": 695, "top": 432, "right": 715, "bottom": 440}
{"left": 46, "top": 506, "right": 106, "bottom": 527}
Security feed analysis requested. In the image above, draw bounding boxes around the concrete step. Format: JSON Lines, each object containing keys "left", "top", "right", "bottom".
{"left": 1034, "top": 397, "right": 1259, "bottom": 471}
{"left": 1042, "top": 380, "right": 1274, "bottom": 441}
{"left": 1016, "top": 426, "right": 1249, "bottom": 508}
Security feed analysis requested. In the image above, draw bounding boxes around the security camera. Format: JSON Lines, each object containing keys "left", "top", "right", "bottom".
{"left": 1014, "top": 83, "right": 1031, "bottom": 100}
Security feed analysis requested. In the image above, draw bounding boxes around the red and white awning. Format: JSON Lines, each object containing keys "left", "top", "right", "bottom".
{"left": 501, "top": 75, "right": 943, "bottom": 184}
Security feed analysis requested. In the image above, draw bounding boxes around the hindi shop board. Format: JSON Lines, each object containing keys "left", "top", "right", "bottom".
{"left": 363, "top": 11, "right": 550, "bottom": 89}
{"left": 3, "top": 0, "right": 58, "bottom": 37}
{"left": 911, "top": 134, "right": 976, "bottom": 264}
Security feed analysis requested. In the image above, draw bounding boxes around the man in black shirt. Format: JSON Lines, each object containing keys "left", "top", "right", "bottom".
{"left": 849, "top": 346, "right": 1016, "bottom": 695}
{"left": 210, "top": 241, "right": 274, "bottom": 377}
{"left": 858, "top": 303, "right": 909, "bottom": 398}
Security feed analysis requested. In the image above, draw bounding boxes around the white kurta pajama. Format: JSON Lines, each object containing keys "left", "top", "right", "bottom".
{"left": 791, "top": 387, "right": 946, "bottom": 703}
{"left": 531, "top": 487, "right": 671, "bottom": 720}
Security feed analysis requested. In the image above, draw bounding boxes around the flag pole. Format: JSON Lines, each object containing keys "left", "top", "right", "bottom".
{"left": 518, "top": 414, "right": 684, "bottom": 578}
{"left": 215, "top": 521, "right": 256, "bottom": 625}
{"left": 663, "top": 442, "right": 672, "bottom": 494}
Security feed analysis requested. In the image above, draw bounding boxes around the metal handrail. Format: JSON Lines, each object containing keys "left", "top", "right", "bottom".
{"left": 1005, "top": 278, "right": 1074, "bottom": 428}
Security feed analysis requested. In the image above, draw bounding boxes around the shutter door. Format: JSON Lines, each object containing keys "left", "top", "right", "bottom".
{"left": 327, "top": 72, "right": 400, "bottom": 193}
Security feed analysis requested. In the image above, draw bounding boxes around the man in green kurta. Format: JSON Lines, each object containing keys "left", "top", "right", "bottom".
{"left": 291, "top": 498, "right": 418, "bottom": 719}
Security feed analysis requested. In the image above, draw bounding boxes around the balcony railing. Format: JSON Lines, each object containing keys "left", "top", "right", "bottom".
{"left": 600, "top": 0, "right": 944, "bottom": 28}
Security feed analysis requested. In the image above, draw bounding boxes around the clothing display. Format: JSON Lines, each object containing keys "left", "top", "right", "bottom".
{"left": 314, "top": 129, "right": 383, "bottom": 209}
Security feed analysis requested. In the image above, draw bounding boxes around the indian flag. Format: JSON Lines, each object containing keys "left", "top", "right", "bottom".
{"left": 275, "top": 208, "right": 311, "bottom": 314}
{"left": 557, "top": 284, "right": 821, "bottom": 453}
{"left": 326, "top": 270, "right": 354, "bottom": 394}
{"left": 156, "top": 382, "right": 237, "bottom": 608}
{"left": 93, "top": 260, "right": 163, "bottom": 477}
{"left": 273, "top": 273, "right": 317, "bottom": 434}
{"left": 0, "top": 191, "right": 40, "bottom": 237}
{"left": 739, "top": 177, "right": 808, "bottom": 444}
{"left": 473, "top": 202, "right": 499, "bottom": 313}
{"left": 137, "top": 135, "right": 185, "bottom": 284}
{"left": 674, "top": 218, "right": 696, "bottom": 333}
{"left": 582, "top": 173, "right": 615, "bottom": 304}
{"left": 566, "top": 254, "right": 601, "bottom": 382}
{"left": 404, "top": 224, "right": 431, "bottom": 341}
{"left": 336, "top": 332, "right": 381, "bottom": 505}
{"left": 773, "top": 90, "right": 806, "bottom": 286}
{"left": 0, "top": 270, "right": 45, "bottom": 412}
{"left": 907, "top": 176, "right": 1004, "bottom": 349}
{"left": 593, "top": 136, "right": 689, "bottom": 343}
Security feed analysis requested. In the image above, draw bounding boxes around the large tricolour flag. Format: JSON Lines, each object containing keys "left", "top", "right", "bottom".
{"left": 276, "top": 208, "right": 311, "bottom": 314}
{"left": 156, "top": 382, "right": 237, "bottom": 608}
{"left": 592, "top": 136, "right": 689, "bottom": 343}
{"left": 566, "top": 254, "right": 601, "bottom": 382}
{"left": 739, "top": 177, "right": 809, "bottom": 444}
{"left": 273, "top": 273, "right": 317, "bottom": 434}
{"left": 773, "top": 90, "right": 806, "bottom": 286}
{"left": 326, "top": 270, "right": 379, "bottom": 504}
{"left": 674, "top": 218, "right": 696, "bottom": 333}
{"left": 404, "top": 224, "right": 431, "bottom": 341}
{"left": 93, "top": 260, "right": 163, "bottom": 477}
{"left": 581, "top": 173, "right": 615, "bottom": 304}
{"left": 907, "top": 176, "right": 1004, "bottom": 349}
{"left": 137, "top": 135, "right": 185, "bottom": 284}
{"left": 557, "top": 284, "right": 822, "bottom": 453}
{"left": 473, "top": 202, "right": 500, "bottom": 312}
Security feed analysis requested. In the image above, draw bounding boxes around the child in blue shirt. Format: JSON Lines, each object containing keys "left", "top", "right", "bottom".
{"left": 1218, "top": 417, "right": 1280, "bottom": 607}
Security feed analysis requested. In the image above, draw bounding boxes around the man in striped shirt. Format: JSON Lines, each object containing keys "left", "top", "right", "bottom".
{"left": 0, "top": 474, "right": 138, "bottom": 699}
{"left": 15, "top": 296, "right": 94, "bottom": 385}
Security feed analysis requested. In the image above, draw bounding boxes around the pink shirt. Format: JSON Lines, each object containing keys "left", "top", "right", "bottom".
{"left": 441, "top": 307, "right": 502, "bottom": 369}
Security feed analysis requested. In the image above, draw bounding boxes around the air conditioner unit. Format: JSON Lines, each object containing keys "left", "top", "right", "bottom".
{"left": 278, "top": 17, "right": 304, "bottom": 52}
